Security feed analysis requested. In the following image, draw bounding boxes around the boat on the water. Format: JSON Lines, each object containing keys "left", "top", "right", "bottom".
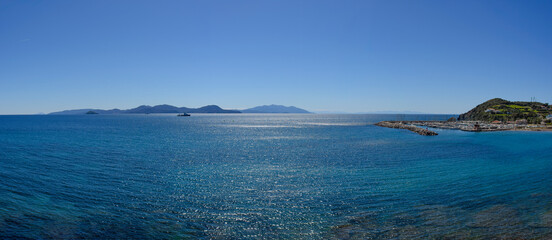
{"left": 177, "top": 113, "right": 191, "bottom": 117}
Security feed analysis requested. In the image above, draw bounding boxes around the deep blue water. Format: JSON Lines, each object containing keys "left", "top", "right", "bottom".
{"left": 0, "top": 114, "right": 551, "bottom": 239}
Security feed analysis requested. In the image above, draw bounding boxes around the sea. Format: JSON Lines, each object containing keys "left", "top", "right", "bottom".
{"left": 0, "top": 114, "right": 551, "bottom": 239}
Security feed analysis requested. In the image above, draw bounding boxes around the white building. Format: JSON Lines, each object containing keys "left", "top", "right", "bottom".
{"left": 485, "top": 108, "right": 501, "bottom": 114}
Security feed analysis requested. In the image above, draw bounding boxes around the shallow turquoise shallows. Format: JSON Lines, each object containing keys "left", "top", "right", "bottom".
{"left": 0, "top": 114, "right": 551, "bottom": 239}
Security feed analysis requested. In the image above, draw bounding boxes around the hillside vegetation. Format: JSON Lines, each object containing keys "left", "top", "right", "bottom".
{"left": 458, "top": 98, "right": 552, "bottom": 124}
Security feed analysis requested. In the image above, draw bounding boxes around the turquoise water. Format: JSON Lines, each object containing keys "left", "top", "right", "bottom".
{"left": 0, "top": 114, "right": 551, "bottom": 239}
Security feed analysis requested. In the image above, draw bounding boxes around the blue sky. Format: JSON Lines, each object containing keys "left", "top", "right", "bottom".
{"left": 1, "top": 0, "right": 551, "bottom": 114}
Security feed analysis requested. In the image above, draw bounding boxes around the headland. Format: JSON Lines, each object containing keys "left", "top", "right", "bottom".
{"left": 376, "top": 98, "right": 552, "bottom": 135}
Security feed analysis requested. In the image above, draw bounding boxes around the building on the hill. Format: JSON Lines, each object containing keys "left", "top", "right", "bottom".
{"left": 485, "top": 108, "right": 501, "bottom": 114}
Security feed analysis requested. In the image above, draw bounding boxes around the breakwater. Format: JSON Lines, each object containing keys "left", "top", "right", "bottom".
{"left": 375, "top": 121, "right": 438, "bottom": 136}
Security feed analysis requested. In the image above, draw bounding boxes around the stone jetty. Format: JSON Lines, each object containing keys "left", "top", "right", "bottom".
{"left": 375, "top": 121, "right": 438, "bottom": 136}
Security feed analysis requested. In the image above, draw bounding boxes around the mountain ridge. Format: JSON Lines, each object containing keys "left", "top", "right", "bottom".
{"left": 49, "top": 104, "right": 241, "bottom": 115}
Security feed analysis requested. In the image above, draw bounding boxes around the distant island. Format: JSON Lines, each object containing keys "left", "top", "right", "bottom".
{"left": 49, "top": 104, "right": 311, "bottom": 115}
{"left": 241, "top": 105, "right": 310, "bottom": 113}
{"left": 49, "top": 105, "right": 240, "bottom": 115}
{"left": 375, "top": 98, "right": 552, "bottom": 135}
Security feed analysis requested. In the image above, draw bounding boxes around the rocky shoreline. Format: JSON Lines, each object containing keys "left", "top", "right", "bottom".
{"left": 375, "top": 120, "right": 552, "bottom": 134}
{"left": 374, "top": 121, "right": 438, "bottom": 136}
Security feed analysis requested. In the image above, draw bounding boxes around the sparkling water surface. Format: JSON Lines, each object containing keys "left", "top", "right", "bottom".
{"left": 0, "top": 114, "right": 551, "bottom": 239}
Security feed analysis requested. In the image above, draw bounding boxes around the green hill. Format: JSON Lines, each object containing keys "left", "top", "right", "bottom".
{"left": 458, "top": 98, "right": 551, "bottom": 124}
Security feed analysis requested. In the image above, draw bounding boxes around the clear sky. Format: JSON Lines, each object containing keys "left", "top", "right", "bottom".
{"left": 1, "top": 0, "right": 551, "bottom": 114}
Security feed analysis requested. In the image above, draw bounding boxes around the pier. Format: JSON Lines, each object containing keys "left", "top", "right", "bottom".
{"left": 375, "top": 121, "right": 438, "bottom": 136}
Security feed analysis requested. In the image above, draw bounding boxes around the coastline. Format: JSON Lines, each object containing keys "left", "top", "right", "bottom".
{"left": 507, "top": 127, "right": 552, "bottom": 132}
{"left": 375, "top": 120, "right": 552, "bottom": 133}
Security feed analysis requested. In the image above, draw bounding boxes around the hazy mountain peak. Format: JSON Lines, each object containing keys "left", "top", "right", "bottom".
{"left": 242, "top": 105, "right": 310, "bottom": 113}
